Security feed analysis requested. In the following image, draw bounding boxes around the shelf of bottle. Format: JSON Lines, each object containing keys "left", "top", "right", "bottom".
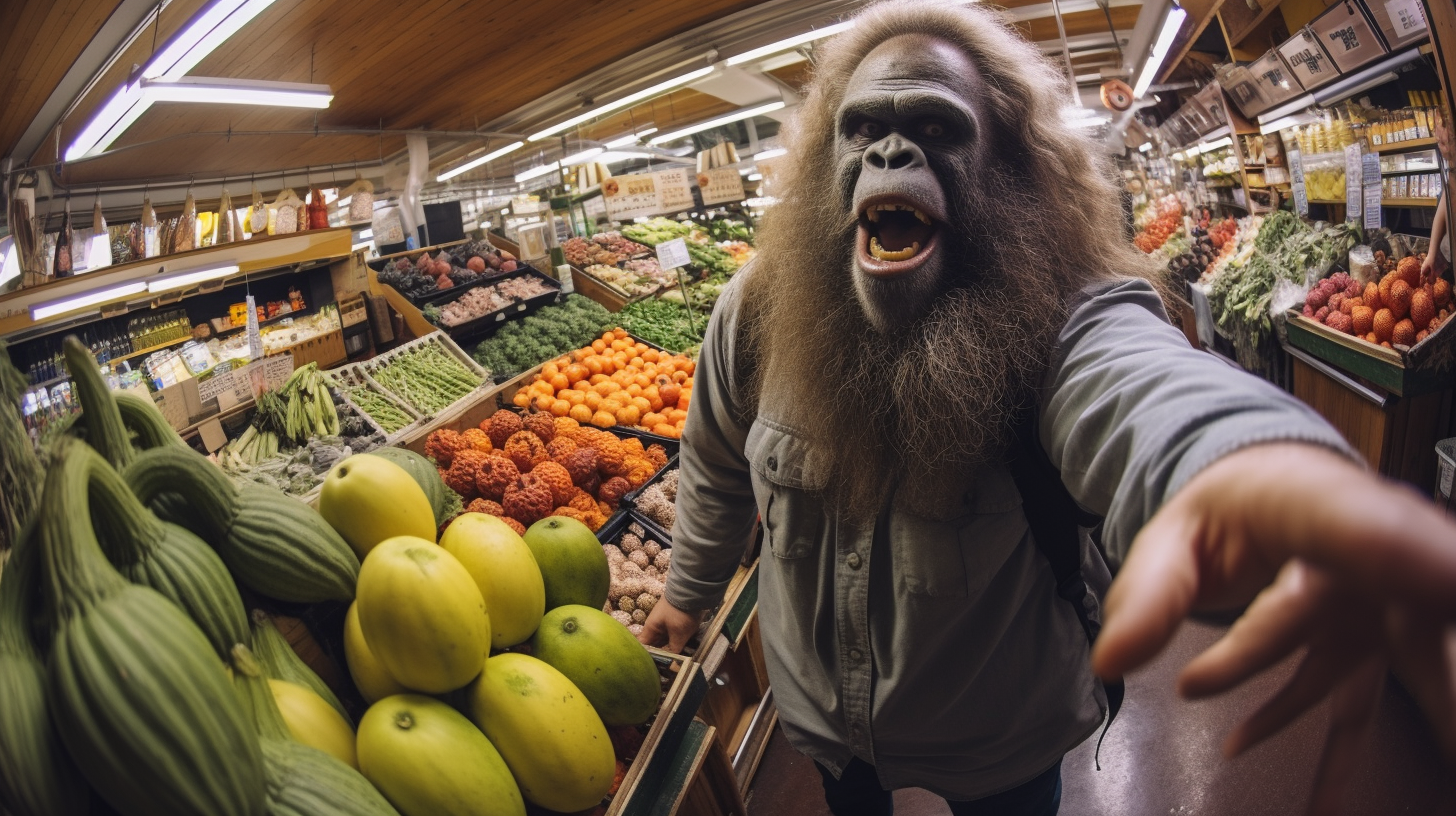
{"left": 1374, "top": 137, "right": 1438, "bottom": 154}
{"left": 115, "top": 334, "right": 192, "bottom": 363}
{"left": 1382, "top": 198, "right": 1438, "bottom": 208}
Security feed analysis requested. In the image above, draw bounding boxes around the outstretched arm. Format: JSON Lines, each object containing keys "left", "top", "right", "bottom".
{"left": 1040, "top": 278, "right": 1456, "bottom": 814}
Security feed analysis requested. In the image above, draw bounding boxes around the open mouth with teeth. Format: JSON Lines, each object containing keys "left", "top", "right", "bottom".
{"left": 858, "top": 200, "right": 939, "bottom": 275}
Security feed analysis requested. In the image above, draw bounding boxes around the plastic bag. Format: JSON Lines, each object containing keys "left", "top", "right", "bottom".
{"left": 273, "top": 188, "right": 302, "bottom": 235}
{"left": 1349, "top": 245, "right": 1377, "bottom": 285}
{"left": 140, "top": 194, "right": 160, "bottom": 258}
{"left": 174, "top": 190, "right": 197, "bottom": 253}
{"left": 249, "top": 185, "right": 268, "bottom": 236}
{"left": 372, "top": 206, "right": 404, "bottom": 245}
{"left": 341, "top": 174, "right": 375, "bottom": 223}
{"left": 307, "top": 187, "right": 329, "bottom": 230}
{"left": 86, "top": 197, "right": 112, "bottom": 270}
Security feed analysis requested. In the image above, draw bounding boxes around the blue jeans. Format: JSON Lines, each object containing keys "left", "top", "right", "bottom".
{"left": 814, "top": 757, "right": 1062, "bottom": 816}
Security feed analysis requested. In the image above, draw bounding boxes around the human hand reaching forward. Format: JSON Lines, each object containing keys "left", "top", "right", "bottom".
{"left": 1092, "top": 443, "right": 1456, "bottom": 816}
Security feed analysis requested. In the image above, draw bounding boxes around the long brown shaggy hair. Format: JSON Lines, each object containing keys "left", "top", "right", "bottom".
{"left": 739, "top": 0, "right": 1159, "bottom": 521}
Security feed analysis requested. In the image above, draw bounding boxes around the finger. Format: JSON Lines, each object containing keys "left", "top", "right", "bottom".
{"left": 1093, "top": 506, "right": 1201, "bottom": 680}
{"left": 1305, "top": 659, "right": 1385, "bottom": 816}
{"left": 1225, "top": 644, "right": 1361, "bottom": 757}
{"left": 637, "top": 613, "right": 667, "bottom": 648}
{"left": 1180, "top": 562, "right": 1324, "bottom": 698}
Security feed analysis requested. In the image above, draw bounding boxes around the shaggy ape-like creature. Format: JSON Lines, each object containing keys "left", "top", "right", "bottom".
{"left": 642, "top": 2, "right": 1456, "bottom": 814}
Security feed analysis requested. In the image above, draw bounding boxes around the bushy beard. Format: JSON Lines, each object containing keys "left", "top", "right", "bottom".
{"left": 744, "top": 160, "right": 1071, "bottom": 523}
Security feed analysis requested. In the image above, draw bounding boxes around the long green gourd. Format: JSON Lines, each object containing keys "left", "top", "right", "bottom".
{"left": 81, "top": 447, "right": 249, "bottom": 660}
{"left": 250, "top": 610, "right": 351, "bottom": 723}
{"left": 114, "top": 390, "right": 187, "bottom": 452}
{"left": 0, "top": 522, "right": 90, "bottom": 816}
{"left": 62, "top": 337, "right": 132, "bottom": 470}
{"left": 125, "top": 446, "right": 358, "bottom": 603}
{"left": 38, "top": 438, "right": 265, "bottom": 816}
{"left": 230, "top": 645, "right": 400, "bottom": 816}
{"left": 0, "top": 342, "right": 42, "bottom": 553}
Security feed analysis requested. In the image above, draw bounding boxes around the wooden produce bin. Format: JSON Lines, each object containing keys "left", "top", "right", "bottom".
{"left": 607, "top": 651, "right": 717, "bottom": 815}
{"left": 632, "top": 720, "right": 747, "bottom": 816}
{"left": 285, "top": 327, "right": 346, "bottom": 370}
{"left": 694, "top": 566, "right": 774, "bottom": 799}
{"left": 572, "top": 265, "right": 634, "bottom": 313}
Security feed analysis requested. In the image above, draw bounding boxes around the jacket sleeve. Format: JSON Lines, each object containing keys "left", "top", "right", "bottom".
{"left": 1039, "top": 277, "right": 1359, "bottom": 564}
{"left": 663, "top": 275, "right": 760, "bottom": 612}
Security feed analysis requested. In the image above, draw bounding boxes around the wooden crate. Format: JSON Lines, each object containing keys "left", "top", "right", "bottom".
{"left": 572, "top": 266, "right": 632, "bottom": 312}
{"left": 286, "top": 328, "right": 346, "bottom": 370}
{"left": 695, "top": 583, "right": 775, "bottom": 800}
{"left": 609, "top": 651, "right": 713, "bottom": 816}
{"left": 627, "top": 720, "right": 747, "bottom": 816}
{"left": 1285, "top": 307, "right": 1455, "bottom": 398}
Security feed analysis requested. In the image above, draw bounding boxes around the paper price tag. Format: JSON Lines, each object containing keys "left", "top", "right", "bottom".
{"left": 1386, "top": 0, "right": 1427, "bottom": 33}
{"left": 245, "top": 294, "right": 263, "bottom": 360}
{"left": 1362, "top": 152, "right": 1382, "bottom": 231}
{"left": 198, "top": 369, "right": 238, "bottom": 404}
{"left": 1344, "top": 144, "right": 1363, "bottom": 220}
{"left": 653, "top": 169, "right": 695, "bottom": 215}
{"left": 697, "top": 168, "right": 747, "bottom": 205}
{"left": 263, "top": 354, "right": 294, "bottom": 389}
{"left": 1288, "top": 149, "right": 1309, "bottom": 217}
{"left": 656, "top": 238, "right": 691, "bottom": 271}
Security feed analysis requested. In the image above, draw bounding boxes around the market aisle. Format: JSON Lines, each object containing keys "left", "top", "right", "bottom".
{"left": 745, "top": 620, "right": 1455, "bottom": 815}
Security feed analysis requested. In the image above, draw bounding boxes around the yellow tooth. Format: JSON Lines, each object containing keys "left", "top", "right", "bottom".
{"left": 914, "top": 209, "right": 931, "bottom": 224}
{"left": 869, "top": 237, "right": 918, "bottom": 262}
{"left": 866, "top": 207, "right": 880, "bottom": 222}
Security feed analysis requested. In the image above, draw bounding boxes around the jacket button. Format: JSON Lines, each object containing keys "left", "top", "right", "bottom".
{"left": 767, "top": 456, "right": 778, "bottom": 470}
{"left": 849, "top": 649, "right": 863, "bottom": 661}
{"left": 846, "top": 552, "right": 862, "bottom": 570}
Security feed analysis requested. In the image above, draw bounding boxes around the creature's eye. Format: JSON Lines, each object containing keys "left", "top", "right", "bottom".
{"left": 856, "top": 120, "right": 885, "bottom": 139}
{"left": 920, "top": 120, "right": 948, "bottom": 139}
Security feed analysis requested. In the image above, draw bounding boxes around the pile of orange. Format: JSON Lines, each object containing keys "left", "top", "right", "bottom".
{"left": 511, "top": 328, "right": 694, "bottom": 438}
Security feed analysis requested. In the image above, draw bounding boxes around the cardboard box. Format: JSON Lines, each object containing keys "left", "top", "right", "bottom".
{"left": 1360, "top": 0, "right": 1427, "bottom": 51}
{"left": 1277, "top": 29, "right": 1340, "bottom": 91}
{"left": 1310, "top": 0, "right": 1388, "bottom": 73}
{"left": 153, "top": 377, "right": 204, "bottom": 431}
{"left": 1250, "top": 51, "right": 1303, "bottom": 108}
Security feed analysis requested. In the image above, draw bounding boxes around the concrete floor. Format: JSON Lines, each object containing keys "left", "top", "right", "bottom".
{"left": 746, "top": 620, "right": 1455, "bottom": 815}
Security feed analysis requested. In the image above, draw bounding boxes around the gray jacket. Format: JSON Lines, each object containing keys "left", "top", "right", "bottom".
{"left": 665, "top": 274, "right": 1353, "bottom": 800}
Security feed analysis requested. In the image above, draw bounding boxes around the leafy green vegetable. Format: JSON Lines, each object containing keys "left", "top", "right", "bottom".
{"left": 470, "top": 295, "right": 614, "bottom": 383}
{"left": 619, "top": 298, "right": 704, "bottom": 353}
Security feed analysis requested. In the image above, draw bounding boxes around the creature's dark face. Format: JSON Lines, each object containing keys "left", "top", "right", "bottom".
{"left": 836, "top": 34, "right": 994, "bottom": 331}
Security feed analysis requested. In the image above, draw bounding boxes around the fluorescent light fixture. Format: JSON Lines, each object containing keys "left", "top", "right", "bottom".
{"left": 561, "top": 147, "right": 605, "bottom": 166}
{"left": 31, "top": 282, "right": 147, "bottom": 320}
{"left": 604, "top": 129, "right": 657, "bottom": 149}
{"left": 747, "top": 173, "right": 763, "bottom": 181}
{"left": 516, "top": 162, "right": 561, "bottom": 183}
{"left": 67, "top": 0, "right": 280, "bottom": 160}
{"left": 140, "top": 77, "right": 332, "bottom": 108}
{"left": 528, "top": 67, "right": 715, "bottom": 142}
{"left": 650, "top": 101, "right": 787, "bottom": 144}
{"left": 146, "top": 264, "right": 240, "bottom": 293}
{"left": 1312, "top": 48, "right": 1422, "bottom": 105}
{"left": 726, "top": 21, "right": 854, "bottom": 65}
{"left": 1132, "top": 4, "right": 1188, "bottom": 98}
{"left": 1197, "top": 136, "right": 1233, "bottom": 153}
{"left": 753, "top": 148, "right": 787, "bottom": 161}
{"left": 1258, "top": 112, "right": 1316, "bottom": 135}
{"left": 599, "top": 151, "right": 654, "bottom": 165}
{"left": 438, "top": 140, "right": 526, "bottom": 182}
{"left": 1139, "top": 142, "right": 1153, "bottom": 152}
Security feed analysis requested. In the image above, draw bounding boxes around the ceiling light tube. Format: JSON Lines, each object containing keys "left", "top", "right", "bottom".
{"left": 560, "top": 147, "right": 605, "bottom": 166}
{"left": 65, "top": 83, "right": 145, "bottom": 160}
{"left": 650, "top": 101, "right": 787, "bottom": 145}
{"left": 1132, "top": 4, "right": 1188, "bottom": 98}
{"left": 1139, "top": 142, "right": 1153, "bottom": 152}
{"left": 515, "top": 162, "right": 562, "bottom": 183}
{"left": 31, "top": 282, "right": 148, "bottom": 321}
{"left": 438, "top": 140, "right": 526, "bottom": 182}
{"left": 1198, "top": 135, "right": 1233, "bottom": 153}
{"left": 599, "top": 151, "right": 655, "bottom": 165}
{"left": 604, "top": 128, "right": 658, "bottom": 149}
{"left": 146, "top": 264, "right": 240, "bottom": 293}
{"left": 1256, "top": 95, "right": 1316, "bottom": 125}
{"left": 747, "top": 173, "right": 763, "bottom": 181}
{"left": 726, "top": 21, "right": 854, "bottom": 65}
{"left": 529, "top": 67, "right": 715, "bottom": 142}
{"left": 140, "top": 77, "right": 333, "bottom": 108}
{"left": 753, "top": 147, "right": 787, "bottom": 161}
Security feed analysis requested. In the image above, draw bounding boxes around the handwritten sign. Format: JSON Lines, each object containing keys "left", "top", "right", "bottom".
{"left": 1277, "top": 30, "right": 1335, "bottom": 91}
{"left": 697, "top": 168, "right": 747, "bottom": 205}
{"left": 654, "top": 169, "right": 695, "bottom": 215}
{"left": 602, "top": 173, "right": 661, "bottom": 221}
{"left": 1385, "top": 0, "right": 1427, "bottom": 36}
{"left": 656, "top": 238, "right": 691, "bottom": 271}
{"left": 1344, "top": 144, "right": 1364, "bottom": 220}
{"left": 245, "top": 294, "right": 263, "bottom": 360}
{"left": 1310, "top": 2, "right": 1387, "bottom": 73}
{"left": 1250, "top": 51, "right": 1300, "bottom": 106}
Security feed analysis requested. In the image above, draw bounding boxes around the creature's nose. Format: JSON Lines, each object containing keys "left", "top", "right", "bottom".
{"left": 865, "top": 134, "right": 926, "bottom": 171}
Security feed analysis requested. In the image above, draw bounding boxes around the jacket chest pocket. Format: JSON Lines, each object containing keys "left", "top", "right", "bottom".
{"left": 746, "top": 420, "right": 825, "bottom": 560}
{"left": 890, "top": 468, "right": 1030, "bottom": 598}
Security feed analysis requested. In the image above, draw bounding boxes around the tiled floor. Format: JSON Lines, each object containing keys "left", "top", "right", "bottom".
{"left": 746, "top": 620, "right": 1454, "bottom": 815}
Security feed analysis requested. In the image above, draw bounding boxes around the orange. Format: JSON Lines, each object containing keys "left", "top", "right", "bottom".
{"left": 659, "top": 383, "right": 682, "bottom": 407}
{"left": 613, "top": 328, "right": 628, "bottom": 340}
{"left": 625, "top": 383, "right": 643, "bottom": 398}
{"left": 591, "top": 410, "right": 617, "bottom": 428}
{"left": 592, "top": 381, "right": 616, "bottom": 397}
{"left": 542, "top": 362, "right": 560, "bottom": 379}
{"left": 643, "top": 349, "right": 660, "bottom": 363}
{"left": 534, "top": 394, "right": 555, "bottom": 412}
{"left": 630, "top": 396, "right": 652, "bottom": 415}
{"left": 569, "top": 404, "right": 594, "bottom": 423}
{"left": 584, "top": 357, "right": 604, "bottom": 376}
{"left": 633, "top": 343, "right": 648, "bottom": 355}
{"left": 629, "top": 357, "right": 644, "bottom": 369}
{"left": 681, "top": 360, "right": 696, "bottom": 376}
{"left": 677, "top": 393, "right": 691, "bottom": 412}
{"left": 572, "top": 348, "right": 592, "bottom": 362}
{"left": 589, "top": 373, "right": 609, "bottom": 385}
{"left": 572, "top": 380, "right": 592, "bottom": 392}
{"left": 600, "top": 398, "right": 624, "bottom": 415}
{"left": 584, "top": 392, "right": 604, "bottom": 411}
{"left": 550, "top": 400, "right": 571, "bottom": 417}
{"left": 591, "top": 339, "right": 607, "bottom": 354}
{"left": 616, "top": 405, "right": 641, "bottom": 426}
{"left": 565, "top": 364, "right": 588, "bottom": 383}
{"left": 642, "top": 412, "right": 665, "bottom": 428}
{"left": 667, "top": 409, "right": 688, "bottom": 425}
{"left": 653, "top": 424, "right": 679, "bottom": 439}
{"left": 672, "top": 371, "right": 689, "bottom": 384}
{"left": 564, "top": 390, "right": 586, "bottom": 406}
{"left": 513, "top": 390, "right": 531, "bottom": 408}
{"left": 549, "top": 373, "right": 570, "bottom": 392}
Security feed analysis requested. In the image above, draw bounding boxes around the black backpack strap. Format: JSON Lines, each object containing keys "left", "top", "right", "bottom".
{"left": 1006, "top": 409, "right": 1124, "bottom": 768}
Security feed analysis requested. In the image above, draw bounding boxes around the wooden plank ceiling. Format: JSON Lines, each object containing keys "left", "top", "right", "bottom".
{"left": 6, "top": 0, "right": 1149, "bottom": 191}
